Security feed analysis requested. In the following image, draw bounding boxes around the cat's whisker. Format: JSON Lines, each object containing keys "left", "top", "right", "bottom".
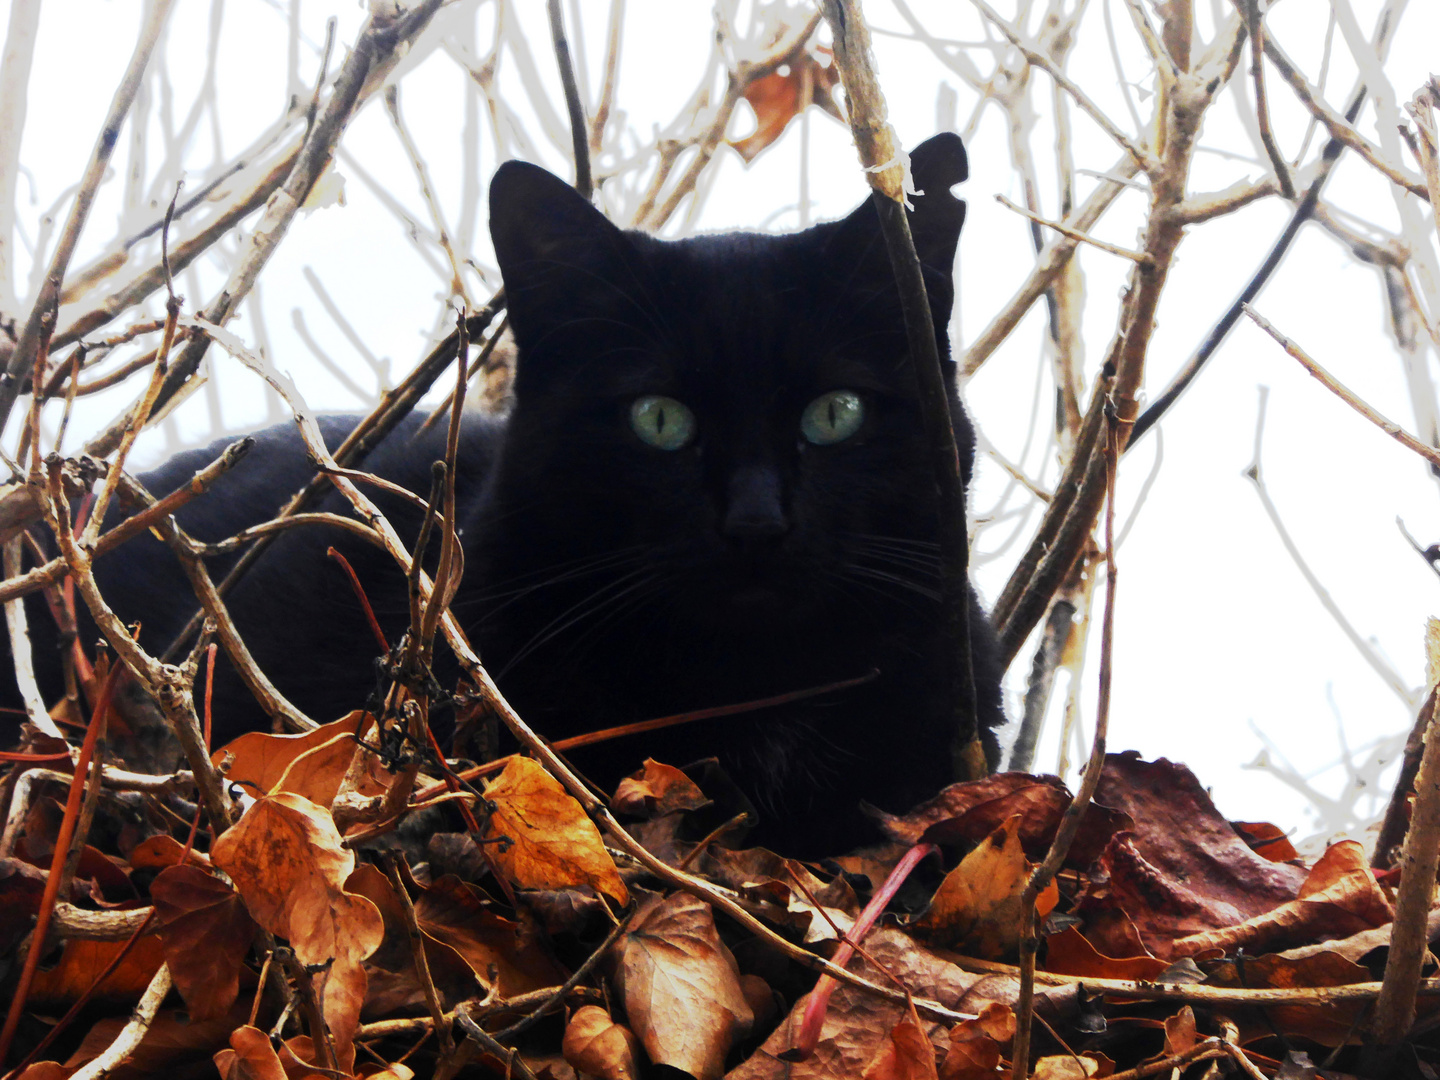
{"left": 842, "top": 563, "right": 942, "bottom": 604}
{"left": 459, "top": 545, "right": 650, "bottom": 609}
{"left": 498, "top": 566, "right": 663, "bottom": 675}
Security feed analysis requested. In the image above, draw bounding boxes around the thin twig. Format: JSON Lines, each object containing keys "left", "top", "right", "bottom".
{"left": 1241, "top": 386, "right": 1417, "bottom": 708}
{"left": 380, "top": 852, "right": 455, "bottom": 1057}
{"left": 547, "top": 0, "right": 592, "bottom": 198}
{"left": 995, "top": 194, "right": 1151, "bottom": 263}
{"left": 1238, "top": 0, "right": 1294, "bottom": 197}
{"left": 0, "top": 0, "right": 176, "bottom": 432}
{"left": 1011, "top": 395, "right": 1127, "bottom": 1079}
{"left": 66, "top": 964, "right": 172, "bottom": 1080}
{"left": 970, "top": 0, "right": 1156, "bottom": 173}
{"left": 961, "top": 155, "right": 1140, "bottom": 376}
{"left": 1244, "top": 304, "right": 1440, "bottom": 471}
{"left": 1264, "top": 35, "right": 1427, "bottom": 200}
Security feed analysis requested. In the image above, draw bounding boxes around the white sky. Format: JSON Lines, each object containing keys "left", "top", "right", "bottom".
{"left": 7, "top": 0, "right": 1440, "bottom": 848}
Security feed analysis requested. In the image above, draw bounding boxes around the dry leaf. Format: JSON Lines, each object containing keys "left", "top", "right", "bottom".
{"left": 1162, "top": 1006, "right": 1199, "bottom": 1055}
{"left": 1084, "top": 754, "right": 1306, "bottom": 957}
{"left": 1205, "top": 950, "right": 1371, "bottom": 1046}
{"left": 612, "top": 758, "right": 710, "bottom": 818}
{"left": 210, "top": 791, "right": 384, "bottom": 1071}
{"left": 27, "top": 936, "right": 166, "bottom": 1008}
{"left": 411, "top": 873, "right": 569, "bottom": 996}
{"left": 485, "top": 756, "right": 629, "bottom": 905}
{"left": 150, "top": 864, "right": 258, "bottom": 1020}
{"left": 614, "top": 891, "right": 752, "bottom": 1080}
{"left": 911, "top": 815, "right": 1057, "bottom": 959}
{"left": 213, "top": 1025, "right": 287, "bottom": 1080}
{"left": 1042, "top": 926, "right": 1167, "bottom": 981}
{"left": 1231, "top": 821, "right": 1300, "bottom": 863}
{"left": 730, "top": 928, "right": 982, "bottom": 1080}
{"left": 212, "top": 711, "right": 386, "bottom": 808}
{"left": 940, "top": 1001, "right": 1014, "bottom": 1079}
{"left": 730, "top": 47, "right": 842, "bottom": 163}
{"left": 1031, "top": 1055, "right": 1108, "bottom": 1079}
{"left": 562, "top": 1005, "right": 642, "bottom": 1080}
{"left": 1169, "top": 841, "right": 1392, "bottom": 958}
{"left": 862, "top": 1000, "right": 939, "bottom": 1080}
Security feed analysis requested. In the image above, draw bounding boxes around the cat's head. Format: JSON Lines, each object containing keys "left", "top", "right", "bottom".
{"left": 483, "top": 135, "right": 970, "bottom": 639}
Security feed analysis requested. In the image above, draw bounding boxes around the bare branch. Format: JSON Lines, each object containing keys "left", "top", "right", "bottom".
{"left": 0, "top": 0, "right": 176, "bottom": 432}
{"left": 996, "top": 193, "right": 1152, "bottom": 264}
{"left": 970, "top": 0, "right": 1157, "bottom": 173}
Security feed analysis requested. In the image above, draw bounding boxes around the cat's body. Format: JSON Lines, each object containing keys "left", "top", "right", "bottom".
{"left": 5, "top": 133, "right": 1005, "bottom": 855}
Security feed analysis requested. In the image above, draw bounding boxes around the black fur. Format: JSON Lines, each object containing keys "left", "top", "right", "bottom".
{"left": 5, "top": 133, "right": 1005, "bottom": 855}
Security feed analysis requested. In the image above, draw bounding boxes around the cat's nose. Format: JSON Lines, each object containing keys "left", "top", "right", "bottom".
{"left": 722, "top": 465, "right": 789, "bottom": 544}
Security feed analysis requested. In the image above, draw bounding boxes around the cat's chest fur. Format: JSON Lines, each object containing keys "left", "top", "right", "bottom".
{"left": 8, "top": 133, "right": 1005, "bottom": 856}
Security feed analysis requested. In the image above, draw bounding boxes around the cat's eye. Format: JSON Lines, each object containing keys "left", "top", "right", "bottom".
{"left": 801, "top": 390, "right": 865, "bottom": 445}
{"left": 629, "top": 395, "right": 696, "bottom": 451}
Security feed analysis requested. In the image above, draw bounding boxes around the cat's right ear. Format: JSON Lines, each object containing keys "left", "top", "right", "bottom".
{"left": 489, "top": 162, "right": 634, "bottom": 354}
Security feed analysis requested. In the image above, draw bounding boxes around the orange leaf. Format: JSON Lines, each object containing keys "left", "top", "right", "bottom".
{"left": 1042, "top": 926, "right": 1167, "bottom": 981}
{"left": 940, "top": 1001, "right": 1013, "bottom": 1079}
{"left": 484, "top": 756, "right": 629, "bottom": 905}
{"left": 911, "top": 815, "right": 1056, "bottom": 959}
{"left": 211, "top": 792, "right": 384, "bottom": 1071}
{"left": 213, "top": 711, "right": 386, "bottom": 807}
{"left": 612, "top": 759, "right": 710, "bottom": 818}
{"left": 562, "top": 1005, "right": 642, "bottom": 1080}
{"left": 1170, "top": 841, "right": 1392, "bottom": 958}
{"left": 27, "top": 936, "right": 166, "bottom": 1009}
{"left": 863, "top": 1000, "right": 939, "bottom": 1080}
{"left": 213, "top": 1025, "right": 288, "bottom": 1080}
{"left": 616, "top": 891, "right": 753, "bottom": 1080}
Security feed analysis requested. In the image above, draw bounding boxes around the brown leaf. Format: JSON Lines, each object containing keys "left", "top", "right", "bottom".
{"left": 730, "top": 928, "right": 983, "bottom": 1080}
{"left": 614, "top": 891, "right": 752, "bottom": 1080}
{"left": 1042, "top": 926, "right": 1167, "bottom": 981}
{"left": 562, "top": 1005, "right": 642, "bottom": 1080}
{"left": 213, "top": 1025, "right": 288, "bottom": 1080}
{"left": 485, "top": 756, "right": 629, "bottom": 905}
{"left": 150, "top": 863, "right": 258, "bottom": 1020}
{"left": 730, "top": 48, "right": 842, "bottom": 163}
{"left": 862, "top": 1000, "right": 939, "bottom": 1080}
{"left": 873, "top": 774, "right": 1129, "bottom": 867}
{"left": 1162, "top": 1006, "right": 1199, "bottom": 1055}
{"left": 1232, "top": 821, "right": 1301, "bottom": 863}
{"left": 128, "top": 835, "right": 203, "bottom": 873}
{"left": 28, "top": 935, "right": 167, "bottom": 1008}
{"left": 13, "top": 1065, "right": 72, "bottom": 1080}
{"left": 1169, "top": 841, "right": 1392, "bottom": 958}
{"left": 1082, "top": 754, "right": 1306, "bottom": 957}
{"left": 210, "top": 791, "right": 384, "bottom": 1071}
{"left": 911, "top": 815, "right": 1057, "bottom": 959}
{"left": 213, "top": 711, "right": 387, "bottom": 808}
{"left": 411, "top": 873, "right": 569, "bottom": 996}
{"left": 1205, "top": 950, "right": 1370, "bottom": 1045}
{"left": 612, "top": 758, "right": 710, "bottom": 818}
{"left": 1031, "top": 1056, "right": 1109, "bottom": 1079}
{"left": 64, "top": 1000, "right": 254, "bottom": 1079}
{"left": 939, "top": 1002, "right": 1014, "bottom": 1080}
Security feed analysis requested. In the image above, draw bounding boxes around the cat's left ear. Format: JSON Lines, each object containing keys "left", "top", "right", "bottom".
{"left": 906, "top": 132, "right": 968, "bottom": 273}
{"left": 489, "top": 160, "right": 638, "bottom": 361}
{"left": 826, "top": 133, "right": 968, "bottom": 307}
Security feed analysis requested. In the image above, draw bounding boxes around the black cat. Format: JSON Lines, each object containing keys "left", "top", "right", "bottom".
{"left": 5, "top": 132, "right": 1004, "bottom": 856}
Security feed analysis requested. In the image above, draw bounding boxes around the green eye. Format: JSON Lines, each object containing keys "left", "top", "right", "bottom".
{"left": 629, "top": 395, "right": 696, "bottom": 451}
{"left": 801, "top": 390, "right": 865, "bottom": 445}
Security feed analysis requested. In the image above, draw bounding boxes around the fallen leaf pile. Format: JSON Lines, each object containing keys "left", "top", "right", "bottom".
{"left": 4, "top": 720, "right": 1439, "bottom": 1079}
